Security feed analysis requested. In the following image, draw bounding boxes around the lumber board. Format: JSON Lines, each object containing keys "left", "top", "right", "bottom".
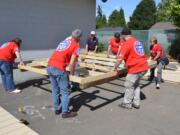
{"left": 80, "top": 55, "right": 117, "bottom": 62}
{"left": 17, "top": 55, "right": 157, "bottom": 89}
{"left": 83, "top": 59, "right": 125, "bottom": 68}
{"left": 79, "top": 63, "right": 112, "bottom": 72}
{"left": 79, "top": 70, "right": 126, "bottom": 89}
{"left": 0, "top": 106, "right": 39, "bottom": 135}
{"left": 18, "top": 65, "right": 83, "bottom": 84}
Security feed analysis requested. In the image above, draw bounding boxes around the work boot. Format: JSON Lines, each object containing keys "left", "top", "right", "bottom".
{"left": 132, "top": 103, "right": 140, "bottom": 109}
{"left": 55, "top": 110, "right": 61, "bottom": 115}
{"left": 62, "top": 112, "right": 77, "bottom": 118}
{"left": 119, "top": 103, "right": 132, "bottom": 109}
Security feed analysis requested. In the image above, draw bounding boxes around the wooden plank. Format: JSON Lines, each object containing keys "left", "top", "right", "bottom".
{"left": 6, "top": 127, "right": 33, "bottom": 135}
{"left": 79, "top": 61, "right": 157, "bottom": 89}
{"left": 79, "top": 70, "right": 126, "bottom": 89}
{"left": 0, "top": 118, "right": 18, "bottom": 129}
{"left": 80, "top": 63, "right": 112, "bottom": 72}
{"left": 18, "top": 65, "right": 83, "bottom": 84}
{"left": 81, "top": 51, "right": 109, "bottom": 58}
{"left": 80, "top": 55, "right": 117, "bottom": 62}
{"left": 0, "top": 122, "right": 25, "bottom": 134}
{"left": 78, "top": 68, "right": 106, "bottom": 76}
{"left": 0, "top": 113, "right": 17, "bottom": 123}
{"left": 18, "top": 57, "right": 157, "bottom": 89}
{"left": 0, "top": 107, "right": 39, "bottom": 135}
{"left": 83, "top": 59, "right": 125, "bottom": 68}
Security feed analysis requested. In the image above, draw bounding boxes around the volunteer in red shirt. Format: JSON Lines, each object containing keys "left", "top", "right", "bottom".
{"left": 47, "top": 29, "right": 82, "bottom": 118}
{"left": 0, "top": 38, "right": 24, "bottom": 94}
{"left": 149, "top": 36, "right": 165, "bottom": 89}
{"left": 107, "top": 32, "right": 122, "bottom": 58}
{"left": 114, "top": 28, "right": 148, "bottom": 109}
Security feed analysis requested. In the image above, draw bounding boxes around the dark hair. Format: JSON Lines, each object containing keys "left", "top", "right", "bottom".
{"left": 114, "top": 32, "right": 120, "bottom": 38}
{"left": 11, "top": 38, "right": 22, "bottom": 46}
{"left": 153, "top": 39, "right": 158, "bottom": 44}
{"left": 121, "top": 28, "right": 131, "bottom": 35}
{"left": 150, "top": 36, "right": 158, "bottom": 44}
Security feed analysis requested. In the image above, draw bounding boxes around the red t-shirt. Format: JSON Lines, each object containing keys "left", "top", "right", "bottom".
{"left": 118, "top": 37, "right": 148, "bottom": 74}
{"left": 48, "top": 39, "right": 80, "bottom": 71}
{"left": 0, "top": 42, "right": 19, "bottom": 62}
{"left": 108, "top": 38, "right": 122, "bottom": 54}
{"left": 150, "top": 43, "right": 163, "bottom": 60}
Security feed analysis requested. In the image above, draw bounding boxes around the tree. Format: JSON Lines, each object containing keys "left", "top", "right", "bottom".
{"left": 119, "top": 8, "right": 126, "bottom": 26}
{"left": 156, "top": 0, "right": 171, "bottom": 22}
{"left": 128, "top": 0, "right": 156, "bottom": 30}
{"left": 96, "top": 5, "right": 107, "bottom": 28}
{"left": 108, "top": 10, "right": 119, "bottom": 27}
{"left": 167, "top": 0, "right": 180, "bottom": 27}
{"left": 156, "top": 0, "right": 180, "bottom": 27}
{"left": 108, "top": 8, "right": 126, "bottom": 27}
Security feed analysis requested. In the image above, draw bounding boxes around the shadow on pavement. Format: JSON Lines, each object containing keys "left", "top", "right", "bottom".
{"left": 16, "top": 77, "right": 150, "bottom": 112}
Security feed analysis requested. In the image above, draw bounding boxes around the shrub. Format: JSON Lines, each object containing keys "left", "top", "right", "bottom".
{"left": 97, "top": 43, "right": 105, "bottom": 52}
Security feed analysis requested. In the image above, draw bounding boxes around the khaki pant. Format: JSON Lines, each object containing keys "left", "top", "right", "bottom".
{"left": 123, "top": 71, "right": 147, "bottom": 106}
{"left": 150, "top": 62, "right": 164, "bottom": 84}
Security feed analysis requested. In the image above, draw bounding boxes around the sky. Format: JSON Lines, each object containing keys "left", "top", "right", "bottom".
{"left": 96, "top": 0, "right": 161, "bottom": 22}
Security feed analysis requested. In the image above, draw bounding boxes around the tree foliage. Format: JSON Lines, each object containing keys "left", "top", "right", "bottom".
{"left": 156, "top": 0, "right": 180, "bottom": 27}
{"left": 156, "top": 0, "right": 171, "bottom": 22}
{"left": 167, "top": 0, "right": 180, "bottom": 27}
{"left": 128, "top": 0, "right": 156, "bottom": 30}
{"left": 96, "top": 5, "right": 107, "bottom": 29}
{"left": 108, "top": 8, "right": 126, "bottom": 27}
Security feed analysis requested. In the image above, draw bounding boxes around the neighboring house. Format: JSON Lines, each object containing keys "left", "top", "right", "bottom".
{"left": 150, "top": 22, "right": 179, "bottom": 30}
{"left": 149, "top": 22, "right": 179, "bottom": 53}
{"left": 0, "top": 0, "right": 96, "bottom": 50}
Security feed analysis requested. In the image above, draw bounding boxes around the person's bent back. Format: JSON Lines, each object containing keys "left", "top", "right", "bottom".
{"left": 47, "top": 29, "right": 82, "bottom": 118}
{"left": 0, "top": 38, "right": 24, "bottom": 94}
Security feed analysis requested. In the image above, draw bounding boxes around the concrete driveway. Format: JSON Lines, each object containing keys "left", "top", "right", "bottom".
{"left": 0, "top": 72, "right": 180, "bottom": 135}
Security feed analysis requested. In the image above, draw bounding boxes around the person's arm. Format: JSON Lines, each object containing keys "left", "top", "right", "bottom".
{"left": 94, "top": 38, "right": 99, "bottom": 53}
{"left": 153, "top": 51, "right": 160, "bottom": 61}
{"left": 15, "top": 51, "right": 24, "bottom": 65}
{"left": 114, "top": 59, "right": 123, "bottom": 71}
{"left": 107, "top": 46, "right": 111, "bottom": 58}
{"left": 85, "top": 44, "right": 88, "bottom": 54}
{"left": 69, "top": 54, "right": 78, "bottom": 75}
{"left": 94, "top": 46, "right": 98, "bottom": 53}
{"left": 116, "top": 46, "right": 121, "bottom": 58}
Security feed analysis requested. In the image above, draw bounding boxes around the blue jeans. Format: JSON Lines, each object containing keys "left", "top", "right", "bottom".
{"left": 0, "top": 60, "right": 16, "bottom": 91}
{"left": 47, "top": 66, "right": 70, "bottom": 113}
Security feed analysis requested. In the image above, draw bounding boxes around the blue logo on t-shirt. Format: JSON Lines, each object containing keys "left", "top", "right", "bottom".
{"left": 56, "top": 40, "right": 71, "bottom": 51}
{"left": 134, "top": 41, "right": 145, "bottom": 55}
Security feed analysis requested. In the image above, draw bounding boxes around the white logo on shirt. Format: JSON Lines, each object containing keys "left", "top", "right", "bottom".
{"left": 56, "top": 40, "right": 71, "bottom": 51}
{"left": 134, "top": 41, "right": 145, "bottom": 56}
{"left": 0, "top": 42, "right": 8, "bottom": 48}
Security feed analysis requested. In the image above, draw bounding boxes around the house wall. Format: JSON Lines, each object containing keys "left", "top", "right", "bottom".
{"left": 0, "top": 0, "right": 96, "bottom": 50}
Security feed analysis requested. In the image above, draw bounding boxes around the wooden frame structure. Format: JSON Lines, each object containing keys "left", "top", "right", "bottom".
{"left": 18, "top": 52, "right": 156, "bottom": 89}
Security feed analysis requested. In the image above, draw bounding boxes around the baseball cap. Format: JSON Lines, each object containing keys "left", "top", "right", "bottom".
{"left": 90, "top": 31, "right": 96, "bottom": 35}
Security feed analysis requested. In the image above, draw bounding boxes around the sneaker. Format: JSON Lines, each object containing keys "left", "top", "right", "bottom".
{"left": 118, "top": 103, "right": 132, "bottom": 109}
{"left": 9, "top": 89, "right": 21, "bottom": 94}
{"left": 156, "top": 84, "right": 160, "bottom": 89}
{"left": 62, "top": 112, "right": 77, "bottom": 118}
{"left": 55, "top": 110, "right": 61, "bottom": 115}
{"left": 132, "top": 103, "right": 140, "bottom": 109}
